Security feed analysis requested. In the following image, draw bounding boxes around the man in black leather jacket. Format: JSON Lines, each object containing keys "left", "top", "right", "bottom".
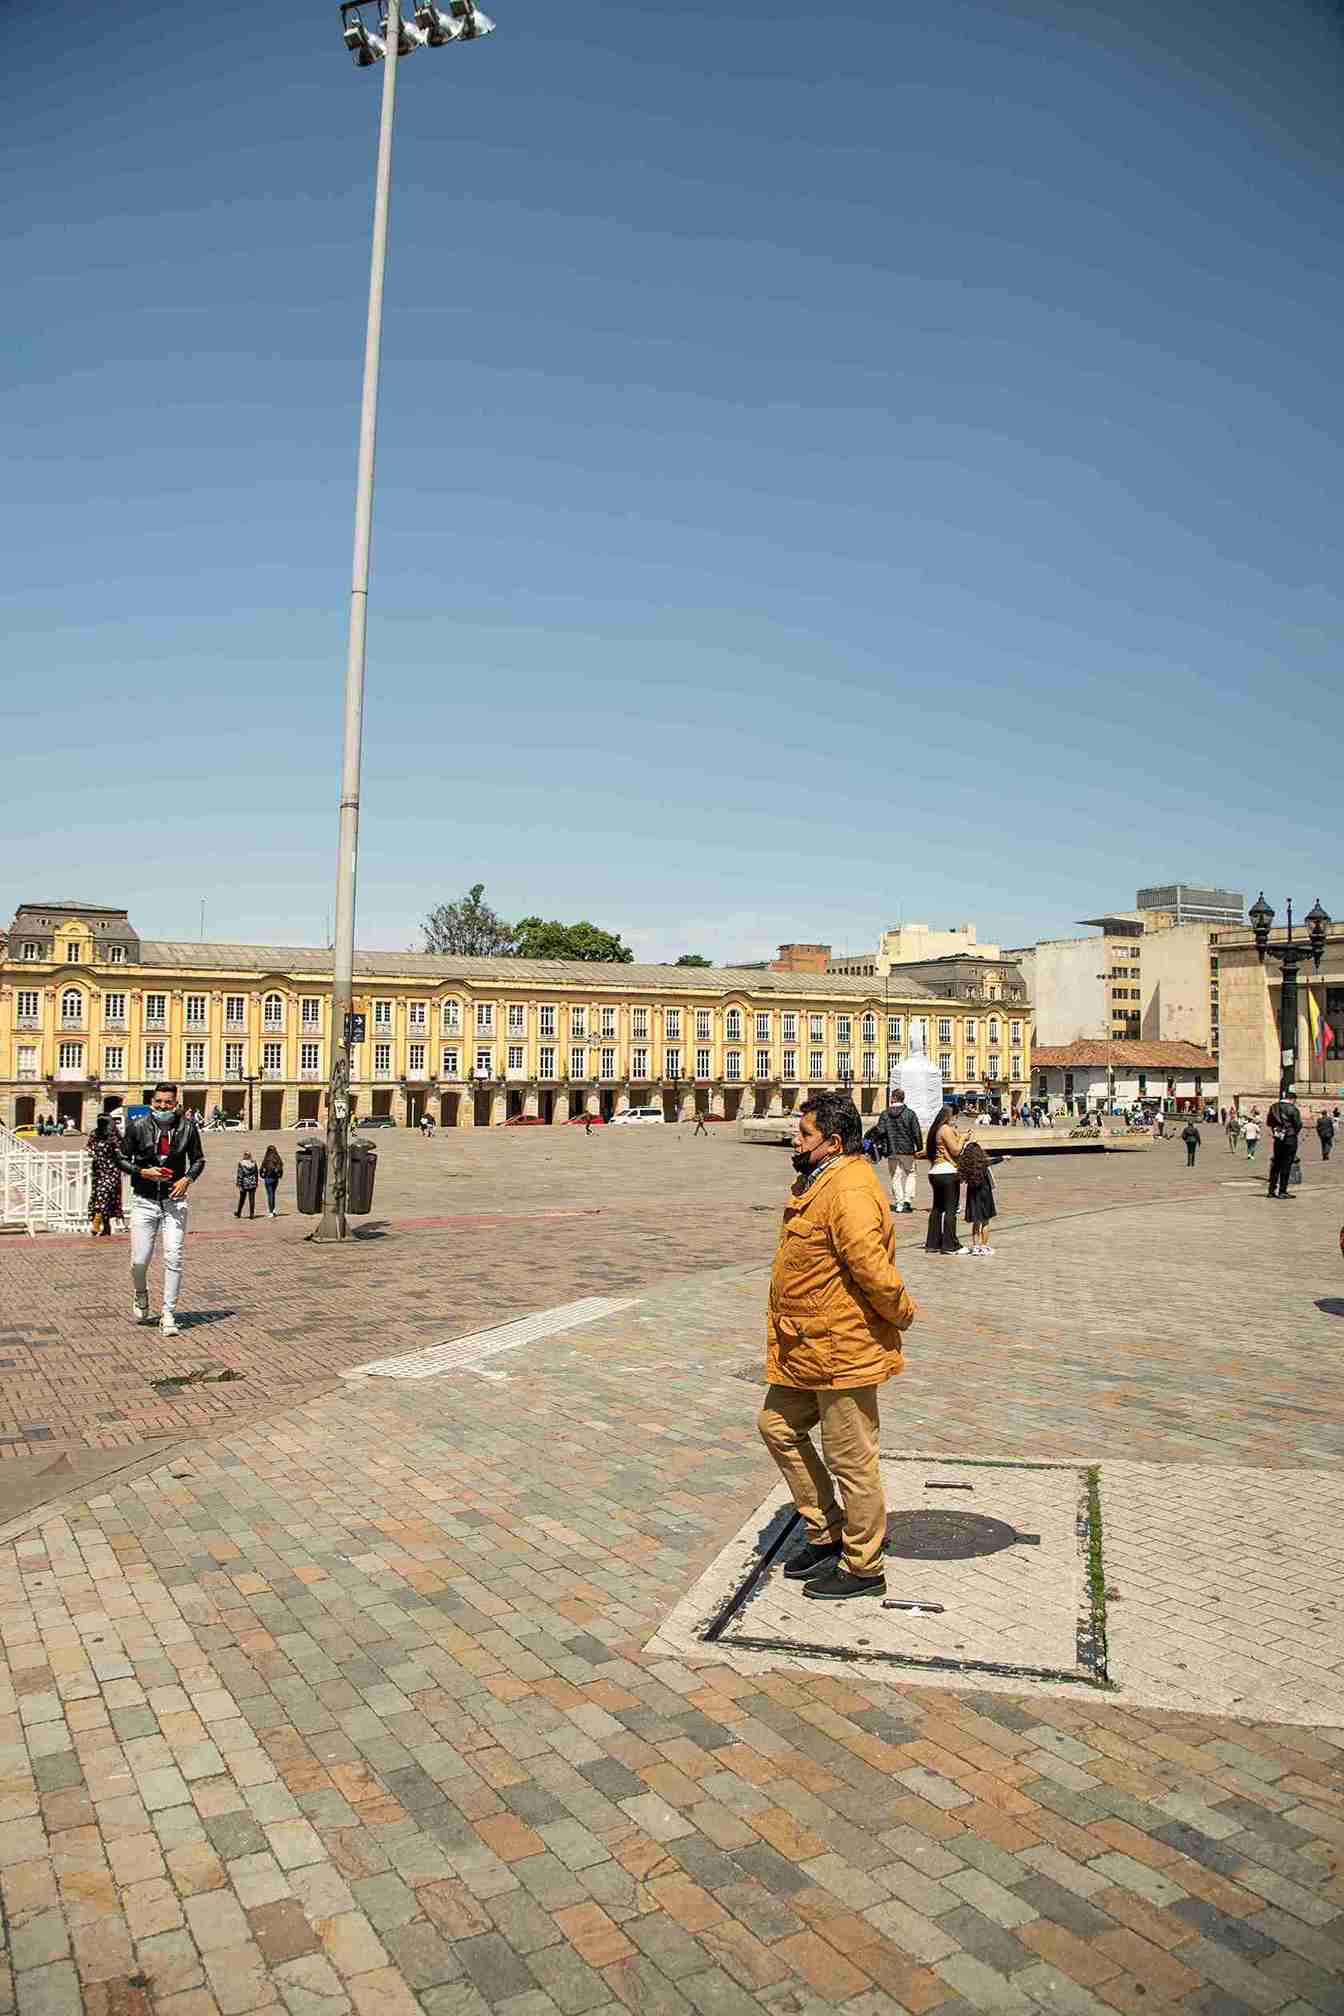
{"left": 115, "top": 1084, "right": 206, "bottom": 1336}
{"left": 1265, "top": 1087, "right": 1302, "bottom": 1201}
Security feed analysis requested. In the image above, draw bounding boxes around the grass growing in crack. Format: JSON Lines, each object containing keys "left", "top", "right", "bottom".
{"left": 1086, "top": 1462, "right": 1110, "bottom": 1680}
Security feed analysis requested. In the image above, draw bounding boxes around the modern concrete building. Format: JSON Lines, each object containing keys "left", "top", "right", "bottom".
{"left": 828, "top": 921, "right": 1001, "bottom": 978}
{"left": 1135, "top": 884, "right": 1245, "bottom": 927}
{"left": 1212, "top": 921, "right": 1344, "bottom": 1107}
{"left": 1, "top": 900, "right": 1034, "bottom": 1131}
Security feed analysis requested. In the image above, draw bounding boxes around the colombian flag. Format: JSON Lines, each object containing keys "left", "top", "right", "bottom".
{"left": 1309, "top": 987, "right": 1335, "bottom": 1061}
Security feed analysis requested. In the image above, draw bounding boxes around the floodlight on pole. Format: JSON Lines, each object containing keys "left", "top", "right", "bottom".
{"left": 316, "top": 0, "right": 498, "bottom": 1244}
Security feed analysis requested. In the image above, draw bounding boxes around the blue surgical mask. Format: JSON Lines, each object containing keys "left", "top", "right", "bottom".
{"left": 151, "top": 1107, "right": 178, "bottom": 1126}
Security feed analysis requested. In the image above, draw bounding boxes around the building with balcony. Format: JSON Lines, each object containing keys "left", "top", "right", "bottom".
{"left": 1, "top": 901, "right": 1035, "bottom": 1129}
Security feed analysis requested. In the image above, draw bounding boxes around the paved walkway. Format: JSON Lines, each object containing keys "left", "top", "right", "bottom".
{"left": 2, "top": 1132, "right": 1343, "bottom": 2016}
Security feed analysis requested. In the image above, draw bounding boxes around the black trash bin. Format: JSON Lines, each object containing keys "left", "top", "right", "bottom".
{"left": 295, "top": 1140, "right": 326, "bottom": 1215}
{"left": 347, "top": 1141, "right": 376, "bottom": 1216}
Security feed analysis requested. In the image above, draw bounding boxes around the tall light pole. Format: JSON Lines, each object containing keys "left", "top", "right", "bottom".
{"left": 1095, "top": 972, "right": 1112, "bottom": 1117}
{"left": 316, "top": 0, "right": 495, "bottom": 1242}
{"left": 1248, "top": 894, "right": 1330, "bottom": 1098}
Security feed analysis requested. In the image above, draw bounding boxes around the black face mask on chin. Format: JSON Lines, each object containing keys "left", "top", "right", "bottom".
{"left": 791, "top": 1148, "right": 814, "bottom": 1174}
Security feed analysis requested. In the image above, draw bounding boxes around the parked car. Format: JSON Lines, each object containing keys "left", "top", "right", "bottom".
{"left": 293, "top": 1118, "right": 321, "bottom": 1131}
{"left": 356, "top": 1114, "right": 397, "bottom": 1129}
{"left": 565, "top": 1113, "right": 605, "bottom": 1125}
{"left": 611, "top": 1106, "right": 666, "bottom": 1126}
{"left": 13, "top": 1124, "right": 39, "bottom": 1139}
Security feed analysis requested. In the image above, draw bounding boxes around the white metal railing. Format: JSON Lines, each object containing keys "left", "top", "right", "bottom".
{"left": 0, "top": 1122, "right": 91, "bottom": 1236}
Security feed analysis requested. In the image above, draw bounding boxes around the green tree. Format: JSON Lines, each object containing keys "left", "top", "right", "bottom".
{"left": 513, "top": 917, "right": 635, "bottom": 963}
{"left": 673, "top": 953, "right": 713, "bottom": 967}
{"left": 422, "top": 884, "right": 516, "bottom": 957}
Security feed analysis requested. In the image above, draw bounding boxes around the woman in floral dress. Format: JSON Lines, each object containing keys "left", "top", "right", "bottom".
{"left": 87, "top": 1115, "right": 124, "bottom": 1236}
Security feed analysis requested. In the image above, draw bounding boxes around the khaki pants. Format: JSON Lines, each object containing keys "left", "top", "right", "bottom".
{"left": 887, "top": 1154, "right": 917, "bottom": 1208}
{"left": 758, "top": 1384, "right": 886, "bottom": 1578}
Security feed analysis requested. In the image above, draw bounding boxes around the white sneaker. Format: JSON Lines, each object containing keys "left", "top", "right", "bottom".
{"left": 956, "top": 1246, "right": 975, "bottom": 1257}
{"left": 979, "top": 1244, "right": 995, "bottom": 1256}
{"left": 132, "top": 1299, "right": 151, "bottom": 1325}
{"left": 159, "top": 1312, "right": 181, "bottom": 1338}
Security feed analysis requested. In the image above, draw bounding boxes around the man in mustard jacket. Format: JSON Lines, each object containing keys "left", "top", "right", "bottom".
{"left": 759, "top": 1090, "right": 917, "bottom": 1600}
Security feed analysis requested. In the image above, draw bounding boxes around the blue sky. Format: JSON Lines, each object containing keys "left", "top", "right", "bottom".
{"left": 5, "top": 0, "right": 1341, "bottom": 964}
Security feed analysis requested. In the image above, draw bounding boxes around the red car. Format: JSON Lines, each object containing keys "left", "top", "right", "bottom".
{"left": 565, "top": 1113, "right": 605, "bottom": 1125}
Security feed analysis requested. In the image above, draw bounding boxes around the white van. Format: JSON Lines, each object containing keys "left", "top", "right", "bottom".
{"left": 611, "top": 1106, "right": 666, "bottom": 1127}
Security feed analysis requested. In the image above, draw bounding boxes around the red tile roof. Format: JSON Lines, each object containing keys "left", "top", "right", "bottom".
{"left": 1032, "top": 1041, "right": 1216, "bottom": 1069}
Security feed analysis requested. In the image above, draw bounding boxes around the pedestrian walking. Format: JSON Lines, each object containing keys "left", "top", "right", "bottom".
{"left": 1244, "top": 1112, "right": 1260, "bottom": 1159}
{"left": 1317, "top": 1111, "right": 1335, "bottom": 1162}
{"left": 235, "top": 1149, "right": 259, "bottom": 1219}
{"left": 693, "top": 1109, "right": 708, "bottom": 1137}
{"left": 1266, "top": 1088, "right": 1302, "bottom": 1199}
{"left": 259, "top": 1143, "right": 284, "bottom": 1216}
{"left": 959, "top": 1137, "right": 997, "bottom": 1255}
{"left": 758, "top": 1091, "right": 917, "bottom": 1603}
{"left": 420, "top": 1112, "right": 435, "bottom": 1139}
{"left": 924, "top": 1101, "right": 967, "bottom": 1255}
{"left": 871, "top": 1088, "right": 922, "bottom": 1213}
{"left": 87, "top": 1115, "right": 124, "bottom": 1237}
{"left": 114, "top": 1083, "right": 205, "bottom": 1337}
{"left": 1226, "top": 1110, "right": 1240, "bottom": 1152}
{"left": 1182, "top": 1118, "right": 1201, "bottom": 1168}
{"left": 585, "top": 1112, "right": 595, "bottom": 1136}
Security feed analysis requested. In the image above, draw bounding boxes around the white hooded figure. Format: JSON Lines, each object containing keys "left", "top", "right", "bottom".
{"left": 889, "top": 1022, "right": 943, "bottom": 1140}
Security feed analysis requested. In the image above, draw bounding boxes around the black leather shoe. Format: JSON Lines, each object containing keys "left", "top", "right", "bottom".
{"left": 802, "top": 1566, "right": 887, "bottom": 1601}
{"left": 783, "top": 1539, "right": 843, "bottom": 1580}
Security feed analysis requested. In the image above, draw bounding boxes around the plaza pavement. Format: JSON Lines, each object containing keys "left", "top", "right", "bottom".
{"left": 1, "top": 1127, "right": 1343, "bottom": 2016}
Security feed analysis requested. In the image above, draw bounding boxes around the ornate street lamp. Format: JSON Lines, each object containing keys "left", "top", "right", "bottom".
{"left": 1249, "top": 894, "right": 1331, "bottom": 1097}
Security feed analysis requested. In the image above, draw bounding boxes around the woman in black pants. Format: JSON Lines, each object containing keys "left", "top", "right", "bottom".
{"left": 924, "top": 1103, "right": 967, "bottom": 1255}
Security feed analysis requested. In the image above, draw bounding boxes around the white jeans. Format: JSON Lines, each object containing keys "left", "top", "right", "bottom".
{"left": 887, "top": 1154, "right": 917, "bottom": 1208}
{"left": 130, "top": 1195, "right": 188, "bottom": 1315}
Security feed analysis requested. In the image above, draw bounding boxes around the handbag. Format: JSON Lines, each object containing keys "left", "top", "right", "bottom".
{"left": 1290, "top": 1157, "right": 1303, "bottom": 1185}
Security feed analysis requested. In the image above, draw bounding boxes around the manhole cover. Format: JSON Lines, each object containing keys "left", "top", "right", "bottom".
{"left": 886, "top": 1508, "right": 1024, "bottom": 1559}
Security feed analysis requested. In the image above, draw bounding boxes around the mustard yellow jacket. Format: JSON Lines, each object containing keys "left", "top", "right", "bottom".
{"left": 766, "top": 1154, "right": 917, "bottom": 1390}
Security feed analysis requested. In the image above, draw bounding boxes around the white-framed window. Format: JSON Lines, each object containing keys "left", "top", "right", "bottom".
{"left": 1011, "top": 1021, "right": 1022, "bottom": 1045}
{"left": 475, "top": 1046, "right": 493, "bottom": 1077}
{"left": 16, "top": 1045, "right": 37, "bottom": 1078}
{"left": 144, "top": 1041, "right": 165, "bottom": 1075}
{"left": 664, "top": 1009, "right": 681, "bottom": 1041}
{"left": 61, "top": 987, "right": 84, "bottom": 1022}
{"left": 988, "top": 1017, "right": 1000, "bottom": 1045}
{"left": 782, "top": 1013, "right": 797, "bottom": 1042}
{"left": 756, "top": 1048, "right": 771, "bottom": 1080}
{"left": 407, "top": 1042, "right": 425, "bottom": 1074}
{"left": 861, "top": 1014, "right": 876, "bottom": 1043}
{"left": 442, "top": 1047, "right": 460, "bottom": 1078}
{"left": 887, "top": 1016, "right": 902, "bottom": 1044}
{"left": 302, "top": 1041, "right": 322, "bottom": 1074}
{"left": 374, "top": 999, "right": 392, "bottom": 1030}
{"left": 632, "top": 1007, "right": 648, "bottom": 1041}
{"left": 21, "top": 941, "right": 38, "bottom": 960}
{"left": 665, "top": 1046, "right": 682, "bottom": 1079}
{"left": 601, "top": 1006, "right": 617, "bottom": 1038}
{"left": 938, "top": 1018, "right": 952, "bottom": 1044}
{"left": 810, "top": 1014, "right": 824, "bottom": 1042}
{"left": 725, "top": 1009, "right": 743, "bottom": 1042}
{"left": 476, "top": 1002, "right": 494, "bottom": 1033}
{"left": 569, "top": 1045, "right": 586, "bottom": 1079}
{"left": 104, "top": 1045, "right": 125, "bottom": 1077}
{"left": 374, "top": 1040, "right": 392, "bottom": 1074}
{"left": 783, "top": 1049, "right": 797, "bottom": 1080}
{"left": 16, "top": 990, "right": 39, "bottom": 1022}
{"left": 862, "top": 1050, "right": 876, "bottom": 1079}
{"left": 303, "top": 997, "right": 323, "bottom": 1030}
{"left": 939, "top": 1052, "right": 953, "bottom": 1077}
{"left": 225, "top": 995, "right": 246, "bottom": 1027}
{"left": 696, "top": 1009, "right": 712, "bottom": 1041}
{"left": 539, "top": 1046, "right": 556, "bottom": 1079}
{"left": 966, "top": 1054, "right": 977, "bottom": 1079}
{"left": 809, "top": 1049, "right": 824, "bottom": 1080}
{"left": 103, "top": 992, "right": 126, "bottom": 1024}
{"left": 1011, "top": 1054, "right": 1023, "bottom": 1080}
{"left": 224, "top": 1041, "right": 244, "bottom": 1076}
{"left": 508, "top": 1003, "right": 525, "bottom": 1034}
{"left": 263, "top": 1040, "right": 282, "bottom": 1073}
{"left": 570, "top": 1006, "right": 586, "bottom": 1040}
{"left": 185, "top": 994, "right": 206, "bottom": 1029}
{"left": 632, "top": 1047, "right": 649, "bottom": 1079}
{"left": 442, "top": 999, "right": 462, "bottom": 1035}
{"left": 408, "top": 1000, "right": 427, "bottom": 1031}
{"left": 725, "top": 1051, "right": 742, "bottom": 1081}
{"left": 965, "top": 1018, "right": 977, "bottom": 1042}
{"left": 837, "top": 1015, "right": 851, "bottom": 1043}
{"left": 600, "top": 1047, "right": 616, "bottom": 1081}
{"left": 988, "top": 1053, "right": 1001, "bottom": 1078}
{"left": 837, "top": 1050, "right": 852, "bottom": 1077}
{"left": 507, "top": 1044, "right": 525, "bottom": 1074}
{"left": 695, "top": 1047, "right": 712, "bottom": 1080}
{"left": 539, "top": 1004, "right": 556, "bottom": 1038}
{"left": 106, "top": 944, "right": 126, "bottom": 965}
{"left": 185, "top": 1041, "right": 205, "bottom": 1077}
{"left": 264, "top": 992, "right": 284, "bottom": 1029}
{"left": 755, "top": 1012, "right": 771, "bottom": 1042}
{"left": 58, "top": 1040, "right": 84, "bottom": 1071}
{"left": 65, "top": 942, "right": 82, "bottom": 963}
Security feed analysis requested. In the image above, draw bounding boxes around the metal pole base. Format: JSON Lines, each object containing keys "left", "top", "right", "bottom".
{"left": 308, "top": 1214, "right": 349, "bottom": 1244}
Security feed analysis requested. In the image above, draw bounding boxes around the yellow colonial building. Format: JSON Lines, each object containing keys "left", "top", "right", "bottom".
{"left": 1, "top": 901, "right": 1033, "bottom": 1131}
